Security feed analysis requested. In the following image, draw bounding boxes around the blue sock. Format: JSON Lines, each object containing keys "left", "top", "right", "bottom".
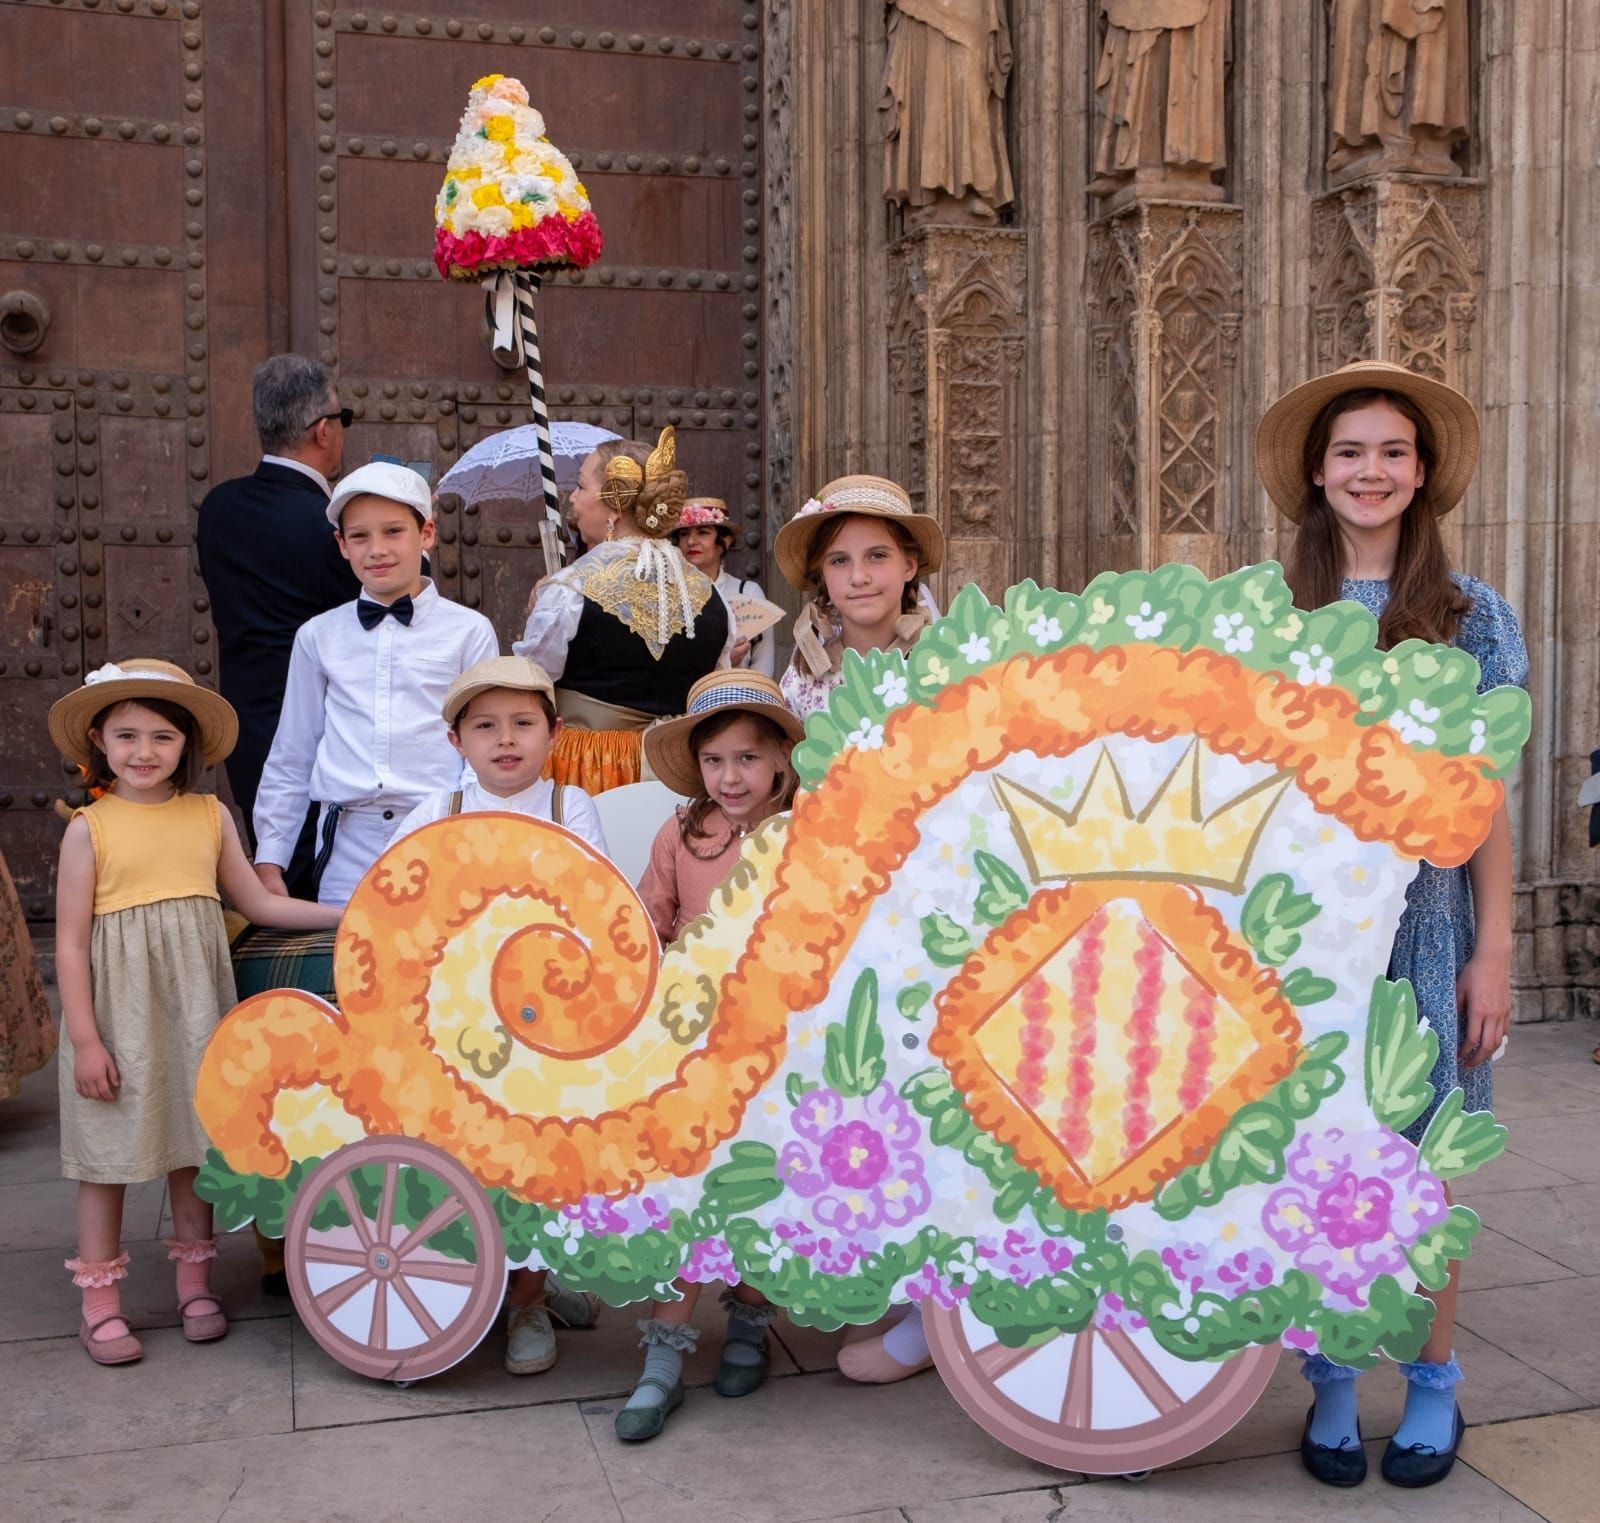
{"left": 1301, "top": 1354, "right": 1362, "bottom": 1450}
{"left": 1392, "top": 1357, "right": 1462, "bottom": 1452}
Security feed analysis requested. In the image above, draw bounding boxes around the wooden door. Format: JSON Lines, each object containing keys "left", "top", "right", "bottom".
{"left": 0, "top": 0, "right": 765, "bottom": 920}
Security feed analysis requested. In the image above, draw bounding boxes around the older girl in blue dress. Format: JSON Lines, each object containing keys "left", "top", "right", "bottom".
{"left": 1256, "top": 361, "right": 1528, "bottom": 1490}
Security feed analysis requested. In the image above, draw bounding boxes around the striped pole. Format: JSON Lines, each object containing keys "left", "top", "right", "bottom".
{"left": 512, "top": 270, "right": 560, "bottom": 526}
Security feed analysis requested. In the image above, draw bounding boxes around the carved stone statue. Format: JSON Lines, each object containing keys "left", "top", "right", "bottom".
{"left": 1327, "top": 0, "right": 1470, "bottom": 183}
{"left": 1092, "top": 0, "right": 1231, "bottom": 203}
{"left": 881, "top": 0, "right": 1015, "bottom": 225}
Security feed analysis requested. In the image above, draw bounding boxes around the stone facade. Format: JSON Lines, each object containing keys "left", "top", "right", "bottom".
{"left": 764, "top": 0, "right": 1599, "bottom": 1019}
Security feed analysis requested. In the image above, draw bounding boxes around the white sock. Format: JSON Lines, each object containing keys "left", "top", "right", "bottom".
{"left": 881, "top": 1303, "right": 929, "bottom": 1366}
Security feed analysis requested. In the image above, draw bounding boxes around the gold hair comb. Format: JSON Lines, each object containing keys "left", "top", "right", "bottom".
{"left": 601, "top": 427, "right": 679, "bottom": 526}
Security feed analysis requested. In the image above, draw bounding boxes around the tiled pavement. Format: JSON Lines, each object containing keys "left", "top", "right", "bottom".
{"left": 3, "top": 1018, "right": 1596, "bottom": 1523}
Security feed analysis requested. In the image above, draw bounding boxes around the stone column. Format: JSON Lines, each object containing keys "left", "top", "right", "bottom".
{"left": 1085, "top": 1, "right": 1245, "bottom": 577}
{"left": 887, "top": 227, "right": 1027, "bottom": 601}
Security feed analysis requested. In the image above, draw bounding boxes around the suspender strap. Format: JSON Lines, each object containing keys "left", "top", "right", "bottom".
{"left": 447, "top": 790, "right": 463, "bottom": 816}
{"left": 308, "top": 803, "right": 344, "bottom": 900}
{"left": 552, "top": 784, "right": 564, "bottom": 827}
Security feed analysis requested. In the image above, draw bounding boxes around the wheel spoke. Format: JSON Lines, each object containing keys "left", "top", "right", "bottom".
{"left": 376, "top": 1161, "right": 398, "bottom": 1245}
{"left": 315, "top": 1268, "right": 375, "bottom": 1318}
{"left": 1099, "top": 1326, "right": 1183, "bottom": 1415}
{"left": 333, "top": 1175, "right": 374, "bottom": 1251}
{"left": 392, "top": 1193, "right": 466, "bottom": 1260}
{"left": 1059, "top": 1329, "right": 1095, "bottom": 1427}
{"left": 975, "top": 1337, "right": 1048, "bottom": 1381}
{"left": 301, "top": 1242, "right": 368, "bottom": 1271}
{"left": 369, "top": 1281, "right": 388, "bottom": 1349}
{"left": 392, "top": 1273, "right": 443, "bottom": 1341}
{"left": 400, "top": 1255, "right": 480, "bottom": 1286}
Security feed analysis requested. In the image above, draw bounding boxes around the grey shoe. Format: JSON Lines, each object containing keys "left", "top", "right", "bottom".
{"left": 543, "top": 1277, "right": 602, "bottom": 1330}
{"left": 504, "top": 1303, "right": 558, "bottom": 1375}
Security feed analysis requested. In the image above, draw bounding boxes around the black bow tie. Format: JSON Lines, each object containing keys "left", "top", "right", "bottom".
{"left": 357, "top": 595, "right": 413, "bottom": 630}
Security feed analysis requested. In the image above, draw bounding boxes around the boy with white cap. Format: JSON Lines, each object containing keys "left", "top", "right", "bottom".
{"left": 252, "top": 461, "right": 499, "bottom": 906}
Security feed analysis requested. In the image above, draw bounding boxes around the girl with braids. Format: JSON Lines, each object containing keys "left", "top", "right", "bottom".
{"left": 1256, "top": 360, "right": 1528, "bottom": 1490}
{"left": 515, "top": 427, "right": 735, "bottom": 792}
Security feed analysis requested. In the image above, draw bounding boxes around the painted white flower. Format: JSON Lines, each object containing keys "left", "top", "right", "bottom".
{"left": 1088, "top": 597, "right": 1115, "bottom": 626}
{"left": 1389, "top": 697, "right": 1439, "bottom": 745}
{"left": 753, "top": 1235, "right": 793, "bottom": 1270}
{"left": 1212, "top": 610, "right": 1255, "bottom": 654}
{"left": 873, "top": 671, "right": 909, "bottom": 708}
{"left": 944, "top": 1241, "right": 982, "bottom": 1285}
{"left": 542, "top": 1217, "right": 584, "bottom": 1255}
{"left": 845, "top": 718, "right": 885, "bottom": 752}
{"left": 1288, "top": 643, "right": 1334, "bottom": 686}
{"left": 958, "top": 633, "right": 992, "bottom": 665}
{"left": 1468, "top": 718, "right": 1488, "bottom": 755}
{"left": 1125, "top": 601, "right": 1167, "bottom": 640}
{"left": 1028, "top": 613, "right": 1063, "bottom": 647}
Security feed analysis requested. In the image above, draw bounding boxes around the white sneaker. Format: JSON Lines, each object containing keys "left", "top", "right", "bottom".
{"left": 504, "top": 1303, "right": 558, "bottom": 1375}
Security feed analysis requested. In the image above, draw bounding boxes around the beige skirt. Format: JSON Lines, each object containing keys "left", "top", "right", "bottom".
{"left": 59, "top": 895, "right": 237, "bottom": 1185}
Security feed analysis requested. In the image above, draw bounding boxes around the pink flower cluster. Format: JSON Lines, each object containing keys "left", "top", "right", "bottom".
{"left": 778, "top": 1083, "right": 930, "bottom": 1236}
{"left": 433, "top": 211, "right": 604, "bottom": 281}
{"left": 561, "top": 1191, "right": 670, "bottom": 1237}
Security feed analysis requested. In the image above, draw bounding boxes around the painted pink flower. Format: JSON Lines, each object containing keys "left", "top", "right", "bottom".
{"left": 902, "top": 1262, "right": 967, "bottom": 1309}
{"left": 772, "top": 1219, "right": 870, "bottom": 1277}
{"left": 682, "top": 1236, "right": 738, "bottom": 1285}
{"left": 1093, "top": 1292, "right": 1148, "bottom": 1333}
{"left": 779, "top": 1083, "right": 930, "bottom": 1235}
{"left": 563, "top": 1192, "right": 670, "bottom": 1238}
{"left": 1160, "top": 1241, "right": 1276, "bottom": 1299}
{"left": 1263, "top": 1125, "right": 1448, "bottom": 1307}
{"left": 991, "top": 1228, "right": 1076, "bottom": 1287}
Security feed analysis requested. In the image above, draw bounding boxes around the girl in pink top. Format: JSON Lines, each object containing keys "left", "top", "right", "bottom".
{"left": 617, "top": 671, "right": 802, "bottom": 1442}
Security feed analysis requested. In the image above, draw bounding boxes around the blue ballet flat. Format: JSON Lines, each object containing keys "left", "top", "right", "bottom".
{"left": 1381, "top": 1404, "right": 1465, "bottom": 1488}
{"left": 1300, "top": 1405, "right": 1368, "bottom": 1487}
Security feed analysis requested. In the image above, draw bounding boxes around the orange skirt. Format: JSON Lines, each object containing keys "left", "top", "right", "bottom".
{"left": 543, "top": 727, "right": 642, "bottom": 795}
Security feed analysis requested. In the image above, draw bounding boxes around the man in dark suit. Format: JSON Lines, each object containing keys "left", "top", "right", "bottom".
{"left": 197, "top": 355, "right": 356, "bottom": 896}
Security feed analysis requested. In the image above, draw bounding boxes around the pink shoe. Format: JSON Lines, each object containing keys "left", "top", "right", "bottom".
{"left": 168, "top": 1237, "right": 228, "bottom": 1342}
{"left": 79, "top": 1308, "right": 143, "bottom": 1366}
{"left": 178, "top": 1290, "right": 228, "bottom": 1343}
{"left": 836, "top": 1331, "right": 933, "bottom": 1384}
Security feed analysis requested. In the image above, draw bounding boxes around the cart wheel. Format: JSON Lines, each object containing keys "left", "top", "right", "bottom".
{"left": 286, "top": 1136, "right": 505, "bottom": 1383}
{"left": 924, "top": 1301, "right": 1279, "bottom": 1474}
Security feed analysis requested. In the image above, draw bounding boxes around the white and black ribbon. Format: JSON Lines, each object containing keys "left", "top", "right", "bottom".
{"left": 511, "top": 270, "right": 560, "bottom": 527}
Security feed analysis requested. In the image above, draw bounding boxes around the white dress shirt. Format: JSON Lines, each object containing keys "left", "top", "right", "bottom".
{"left": 514, "top": 541, "right": 737, "bottom": 681}
{"left": 260, "top": 454, "right": 332, "bottom": 497}
{"left": 253, "top": 579, "right": 500, "bottom": 868}
{"left": 715, "top": 568, "right": 776, "bottom": 677}
{"left": 392, "top": 776, "right": 609, "bottom": 859}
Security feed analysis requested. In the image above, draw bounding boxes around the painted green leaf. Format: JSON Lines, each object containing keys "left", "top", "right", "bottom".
{"left": 823, "top": 968, "right": 886, "bottom": 1098}
{"left": 1406, "top": 1205, "right": 1481, "bottom": 1292}
{"left": 785, "top": 1071, "right": 817, "bottom": 1106}
{"left": 1365, "top": 978, "right": 1439, "bottom": 1130}
{"left": 1240, "top": 872, "right": 1322, "bottom": 966}
{"left": 972, "top": 849, "right": 1030, "bottom": 926}
{"left": 896, "top": 981, "right": 933, "bottom": 1021}
{"left": 1280, "top": 968, "right": 1337, "bottom": 1006}
{"left": 1418, "top": 1090, "right": 1508, "bottom": 1179}
{"left": 920, "top": 910, "right": 975, "bottom": 967}
{"left": 703, "top": 1141, "right": 784, "bottom": 1214}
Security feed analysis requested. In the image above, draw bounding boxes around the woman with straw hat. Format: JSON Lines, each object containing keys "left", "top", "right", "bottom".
{"left": 773, "top": 475, "right": 945, "bottom": 718}
{"left": 672, "top": 497, "right": 776, "bottom": 677}
{"left": 1257, "top": 361, "right": 1528, "bottom": 1490}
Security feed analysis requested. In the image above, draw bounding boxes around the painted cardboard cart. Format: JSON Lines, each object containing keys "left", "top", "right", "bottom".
{"left": 196, "top": 567, "right": 1527, "bottom": 1473}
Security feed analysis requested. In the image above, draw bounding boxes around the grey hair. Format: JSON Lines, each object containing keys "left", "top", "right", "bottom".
{"left": 252, "top": 355, "right": 335, "bottom": 453}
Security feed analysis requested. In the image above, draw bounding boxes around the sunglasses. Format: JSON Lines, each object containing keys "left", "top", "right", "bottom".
{"left": 309, "top": 407, "right": 354, "bottom": 430}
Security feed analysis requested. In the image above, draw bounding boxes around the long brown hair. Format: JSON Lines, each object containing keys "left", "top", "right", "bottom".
{"left": 1284, "top": 387, "right": 1468, "bottom": 648}
{"left": 803, "top": 514, "right": 922, "bottom": 615}
{"left": 679, "top": 709, "right": 798, "bottom": 843}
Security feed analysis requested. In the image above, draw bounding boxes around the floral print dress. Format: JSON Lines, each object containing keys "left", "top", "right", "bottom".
{"left": 1342, "top": 574, "right": 1528, "bottom": 1140}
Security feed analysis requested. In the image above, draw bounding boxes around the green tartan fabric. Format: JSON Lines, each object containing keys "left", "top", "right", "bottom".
{"left": 228, "top": 924, "right": 338, "bottom": 1005}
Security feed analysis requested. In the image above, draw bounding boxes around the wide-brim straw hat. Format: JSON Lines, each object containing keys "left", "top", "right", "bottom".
{"left": 773, "top": 474, "right": 945, "bottom": 591}
{"left": 644, "top": 670, "right": 805, "bottom": 798}
{"left": 1255, "top": 359, "right": 1480, "bottom": 522}
{"left": 48, "top": 658, "right": 238, "bottom": 768}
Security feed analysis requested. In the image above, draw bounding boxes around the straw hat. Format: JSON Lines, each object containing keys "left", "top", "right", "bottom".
{"left": 644, "top": 671, "right": 805, "bottom": 799}
{"left": 773, "top": 475, "right": 945, "bottom": 591}
{"left": 1255, "top": 360, "right": 1480, "bottom": 522}
{"left": 675, "top": 498, "right": 736, "bottom": 542}
{"left": 442, "top": 655, "right": 556, "bottom": 726}
{"left": 48, "top": 659, "right": 237, "bottom": 768}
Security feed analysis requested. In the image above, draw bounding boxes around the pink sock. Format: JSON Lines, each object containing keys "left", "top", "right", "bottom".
{"left": 68, "top": 1253, "right": 131, "bottom": 1337}
{"left": 166, "top": 1237, "right": 219, "bottom": 1309}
